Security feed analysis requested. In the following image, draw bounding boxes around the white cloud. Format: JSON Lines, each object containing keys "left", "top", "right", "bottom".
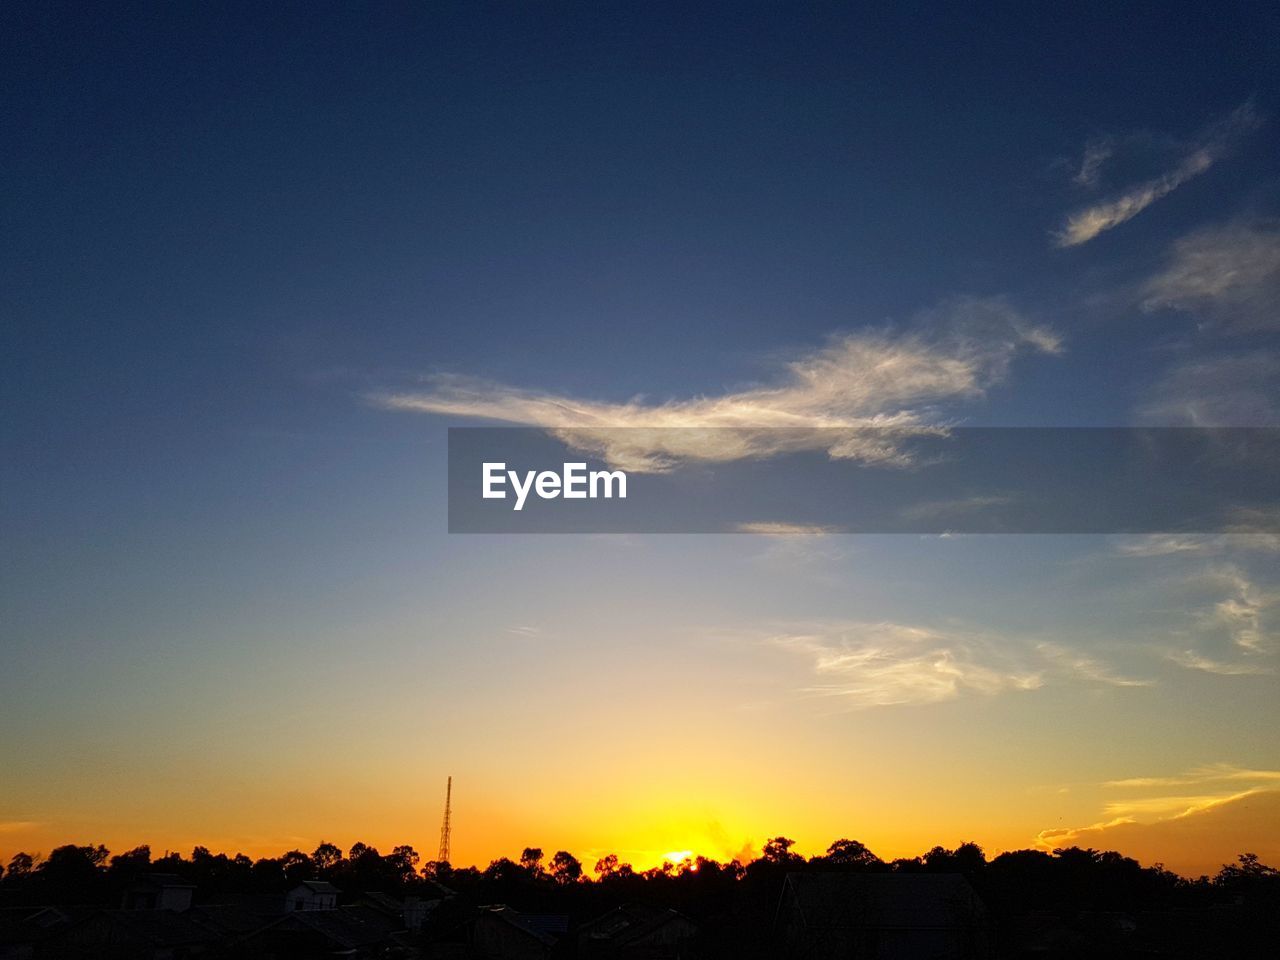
{"left": 1105, "top": 764, "right": 1280, "bottom": 790}
{"left": 375, "top": 296, "right": 1059, "bottom": 471}
{"left": 733, "top": 522, "right": 839, "bottom": 536}
{"left": 769, "top": 622, "right": 1043, "bottom": 708}
{"left": 1101, "top": 792, "right": 1255, "bottom": 819}
{"left": 1054, "top": 103, "right": 1261, "bottom": 247}
{"left": 758, "top": 621, "right": 1149, "bottom": 710}
{"left": 1035, "top": 642, "right": 1154, "bottom": 687}
{"left": 1194, "top": 565, "right": 1272, "bottom": 653}
{"left": 1148, "top": 565, "right": 1278, "bottom": 675}
{"left": 1142, "top": 221, "right": 1280, "bottom": 333}
{"left": 1167, "top": 651, "right": 1273, "bottom": 675}
{"left": 1113, "top": 534, "right": 1280, "bottom": 558}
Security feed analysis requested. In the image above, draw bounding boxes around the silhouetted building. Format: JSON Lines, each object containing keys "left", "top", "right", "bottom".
{"left": 232, "top": 903, "right": 410, "bottom": 957}
{"left": 42, "top": 908, "right": 221, "bottom": 959}
{"left": 472, "top": 905, "right": 567, "bottom": 960}
{"left": 777, "top": 872, "right": 991, "bottom": 960}
{"left": 120, "top": 873, "right": 196, "bottom": 912}
{"left": 283, "top": 879, "right": 340, "bottom": 912}
{"left": 579, "top": 903, "right": 699, "bottom": 959}
{"left": 0, "top": 905, "right": 78, "bottom": 959}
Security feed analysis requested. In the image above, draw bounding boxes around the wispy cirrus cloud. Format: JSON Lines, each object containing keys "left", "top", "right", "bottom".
{"left": 1035, "top": 641, "right": 1155, "bottom": 688}
{"left": 1113, "top": 534, "right": 1280, "bottom": 558}
{"left": 1035, "top": 787, "right": 1280, "bottom": 877}
{"left": 375, "top": 296, "right": 1059, "bottom": 471}
{"left": 1161, "top": 564, "right": 1276, "bottom": 674}
{"left": 1143, "top": 221, "right": 1280, "bottom": 333}
{"left": 1071, "top": 138, "right": 1114, "bottom": 189}
{"left": 1105, "top": 763, "right": 1280, "bottom": 790}
{"left": 769, "top": 621, "right": 1043, "bottom": 708}
{"left": 1054, "top": 102, "right": 1262, "bottom": 247}
{"left": 899, "top": 494, "right": 1014, "bottom": 522}
{"left": 1167, "top": 650, "right": 1273, "bottom": 676}
{"left": 1112, "top": 540, "right": 1279, "bottom": 676}
{"left": 1189, "top": 565, "right": 1274, "bottom": 654}
{"left": 1137, "top": 350, "right": 1279, "bottom": 426}
{"left": 755, "top": 620, "right": 1149, "bottom": 710}
{"left": 733, "top": 522, "right": 840, "bottom": 536}
{"left": 1037, "top": 765, "right": 1280, "bottom": 875}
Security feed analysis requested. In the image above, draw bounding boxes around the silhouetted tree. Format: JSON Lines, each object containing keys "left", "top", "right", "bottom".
{"left": 2, "top": 830, "right": 1275, "bottom": 960}
{"left": 761, "top": 836, "right": 802, "bottom": 864}
{"left": 280, "top": 849, "right": 312, "bottom": 882}
{"left": 549, "top": 850, "right": 582, "bottom": 884}
{"left": 421, "top": 859, "right": 452, "bottom": 881}
{"left": 483, "top": 857, "right": 524, "bottom": 884}
{"left": 921, "top": 841, "right": 986, "bottom": 877}
{"left": 1216, "top": 852, "right": 1279, "bottom": 887}
{"left": 7, "top": 852, "right": 35, "bottom": 879}
{"left": 520, "top": 847, "right": 545, "bottom": 878}
{"left": 388, "top": 845, "right": 420, "bottom": 882}
{"left": 311, "top": 841, "right": 343, "bottom": 873}
{"left": 349, "top": 842, "right": 372, "bottom": 861}
{"left": 594, "top": 853, "right": 619, "bottom": 880}
{"left": 820, "top": 838, "right": 884, "bottom": 870}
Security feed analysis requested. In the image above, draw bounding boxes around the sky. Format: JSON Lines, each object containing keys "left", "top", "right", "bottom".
{"left": 2, "top": 2, "right": 1279, "bottom": 878}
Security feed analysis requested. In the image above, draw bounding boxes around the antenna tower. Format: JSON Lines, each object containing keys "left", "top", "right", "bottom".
{"left": 437, "top": 776, "right": 452, "bottom": 864}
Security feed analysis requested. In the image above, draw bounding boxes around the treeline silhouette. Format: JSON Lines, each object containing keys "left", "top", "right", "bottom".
{"left": 2, "top": 837, "right": 1277, "bottom": 957}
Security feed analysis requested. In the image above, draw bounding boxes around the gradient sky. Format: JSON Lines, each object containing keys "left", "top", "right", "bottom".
{"left": 3, "top": 2, "right": 1279, "bottom": 878}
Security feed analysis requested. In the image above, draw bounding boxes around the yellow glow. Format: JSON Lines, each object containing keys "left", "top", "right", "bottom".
{"left": 664, "top": 849, "right": 693, "bottom": 863}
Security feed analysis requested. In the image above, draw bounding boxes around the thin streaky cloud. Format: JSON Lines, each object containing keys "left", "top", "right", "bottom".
{"left": 1197, "top": 565, "right": 1272, "bottom": 653}
{"left": 1072, "top": 138, "right": 1113, "bottom": 188}
{"left": 1142, "top": 220, "right": 1280, "bottom": 333}
{"left": 1113, "top": 534, "right": 1280, "bottom": 558}
{"left": 733, "top": 522, "right": 839, "bottom": 536}
{"left": 752, "top": 620, "right": 1150, "bottom": 710}
{"left": 1055, "top": 102, "right": 1261, "bottom": 247}
{"left": 899, "top": 494, "right": 1014, "bottom": 522}
{"left": 1035, "top": 642, "right": 1155, "bottom": 688}
{"left": 375, "top": 296, "right": 1059, "bottom": 472}
{"left": 505, "top": 625, "right": 544, "bottom": 639}
{"left": 1168, "top": 650, "right": 1274, "bottom": 676}
{"left": 1101, "top": 790, "right": 1264, "bottom": 819}
{"left": 1034, "top": 788, "right": 1280, "bottom": 873}
{"left": 1137, "top": 350, "right": 1279, "bottom": 427}
{"left": 1045, "top": 765, "right": 1280, "bottom": 857}
{"left": 1106, "top": 764, "right": 1280, "bottom": 789}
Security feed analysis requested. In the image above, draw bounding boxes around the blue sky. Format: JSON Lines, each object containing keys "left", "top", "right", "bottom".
{"left": 2, "top": 2, "right": 1279, "bottom": 874}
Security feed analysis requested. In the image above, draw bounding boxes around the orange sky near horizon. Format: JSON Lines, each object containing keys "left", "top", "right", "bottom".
{"left": 5, "top": 772, "right": 1277, "bottom": 881}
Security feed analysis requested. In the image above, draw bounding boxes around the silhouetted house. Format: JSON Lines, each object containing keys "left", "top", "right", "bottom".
{"left": 189, "top": 901, "right": 282, "bottom": 939}
{"left": 283, "top": 878, "right": 340, "bottom": 912}
{"left": 0, "top": 906, "right": 75, "bottom": 959}
{"left": 121, "top": 873, "right": 196, "bottom": 912}
{"left": 777, "top": 873, "right": 991, "bottom": 960}
{"left": 578, "top": 903, "right": 699, "bottom": 959}
{"left": 354, "top": 889, "right": 447, "bottom": 933}
{"left": 42, "top": 908, "right": 222, "bottom": 959}
{"left": 233, "top": 903, "right": 410, "bottom": 958}
{"left": 472, "top": 905, "right": 567, "bottom": 960}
